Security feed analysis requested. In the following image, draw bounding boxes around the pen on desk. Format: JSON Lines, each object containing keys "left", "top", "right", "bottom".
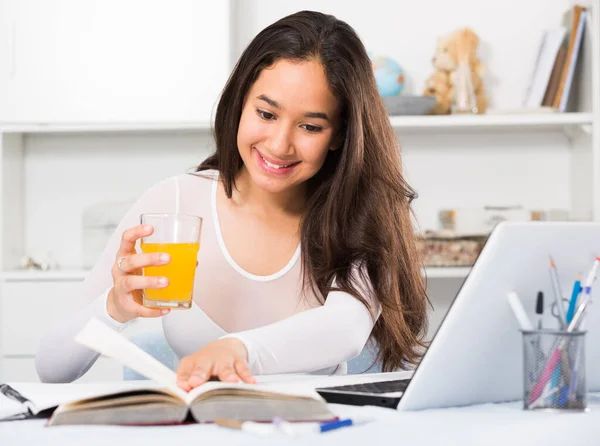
{"left": 215, "top": 418, "right": 276, "bottom": 436}
{"left": 548, "top": 256, "right": 567, "bottom": 328}
{"left": 566, "top": 274, "right": 582, "bottom": 325}
{"left": 535, "top": 291, "right": 544, "bottom": 329}
{"left": 271, "top": 417, "right": 371, "bottom": 436}
{"left": 507, "top": 291, "right": 533, "bottom": 331}
{"left": 319, "top": 417, "right": 371, "bottom": 433}
{"left": 0, "top": 384, "right": 36, "bottom": 417}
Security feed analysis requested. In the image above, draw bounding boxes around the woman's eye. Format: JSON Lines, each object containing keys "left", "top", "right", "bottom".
{"left": 301, "top": 124, "right": 323, "bottom": 133}
{"left": 256, "top": 109, "right": 275, "bottom": 120}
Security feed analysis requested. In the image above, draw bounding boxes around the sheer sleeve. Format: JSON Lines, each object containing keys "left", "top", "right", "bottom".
{"left": 35, "top": 176, "right": 179, "bottom": 383}
{"left": 222, "top": 276, "right": 381, "bottom": 375}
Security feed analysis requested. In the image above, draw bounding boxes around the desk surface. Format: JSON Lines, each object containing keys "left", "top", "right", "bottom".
{"left": 2, "top": 376, "right": 600, "bottom": 446}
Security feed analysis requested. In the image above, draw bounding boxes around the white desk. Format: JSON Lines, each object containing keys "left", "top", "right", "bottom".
{"left": 2, "top": 374, "right": 599, "bottom": 446}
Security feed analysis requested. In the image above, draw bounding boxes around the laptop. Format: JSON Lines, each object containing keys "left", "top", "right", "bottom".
{"left": 316, "top": 221, "right": 600, "bottom": 410}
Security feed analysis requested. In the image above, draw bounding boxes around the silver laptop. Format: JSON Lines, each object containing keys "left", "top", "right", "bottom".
{"left": 317, "top": 221, "right": 600, "bottom": 410}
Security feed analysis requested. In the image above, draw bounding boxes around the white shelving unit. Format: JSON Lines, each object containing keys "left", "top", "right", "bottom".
{"left": 0, "top": 0, "right": 598, "bottom": 382}
{"left": 0, "top": 122, "right": 213, "bottom": 134}
{"left": 389, "top": 112, "right": 594, "bottom": 131}
{"left": 1, "top": 111, "right": 593, "bottom": 133}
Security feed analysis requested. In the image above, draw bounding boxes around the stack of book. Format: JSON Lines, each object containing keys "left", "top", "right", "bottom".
{"left": 523, "top": 5, "right": 588, "bottom": 112}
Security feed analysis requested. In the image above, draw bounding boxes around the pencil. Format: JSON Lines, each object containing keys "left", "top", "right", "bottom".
{"left": 549, "top": 256, "right": 567, "bottom": 328}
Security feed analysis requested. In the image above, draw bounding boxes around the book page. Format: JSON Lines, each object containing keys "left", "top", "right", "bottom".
{"left": 185, "top": 380, "right": 325, "bottom": 405}
{"left": 75, "top": 318, "right": 188, "bottom": 400}
{"left": 4, "top": 381, "right": 165, "bottom": 415}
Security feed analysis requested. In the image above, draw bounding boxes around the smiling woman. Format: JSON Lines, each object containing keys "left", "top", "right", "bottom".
{"left": 35, "top": 10, "right": 429, "bottom": 391}
{"left": 237, "top": 59, "right": 339, "bottom": 194}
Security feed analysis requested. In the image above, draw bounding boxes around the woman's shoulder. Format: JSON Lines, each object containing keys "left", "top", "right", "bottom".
{"left": 136, "top": 169, "right": 219, "bottom": 203}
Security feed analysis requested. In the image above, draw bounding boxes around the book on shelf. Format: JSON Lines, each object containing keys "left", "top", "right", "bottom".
{"left": 523, "top": 27, "right": 566, "bottom": 108}
{"left": 548, "top": 5, "right": 588, "bottom": 111}
{"left": 542, "top": 45, "right": 568, "bottom": 107}
{"left": 3, "top": 318, "right": 334, "bottom": 426}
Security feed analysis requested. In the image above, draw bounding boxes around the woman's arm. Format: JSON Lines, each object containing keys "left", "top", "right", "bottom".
{"left": 222, "top": 289, "right": 381, "bottom": 375}
{"left": 35, "top": 176, "right": 179, "bottom": 382}
{"left": 35, "top": 289, "right": 127, "bottom": 383}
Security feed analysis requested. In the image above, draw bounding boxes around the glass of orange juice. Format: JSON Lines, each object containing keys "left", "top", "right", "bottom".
{"left": 140, "top": 213, "right": 202, "bottom": 309}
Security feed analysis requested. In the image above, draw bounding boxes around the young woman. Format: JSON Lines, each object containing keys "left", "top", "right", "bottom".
{"left": 36, "top": 10, "right": 429, "bottom": 391}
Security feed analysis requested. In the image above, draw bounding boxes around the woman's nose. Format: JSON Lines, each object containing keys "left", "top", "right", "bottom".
{"left": 265, "top": 123, "right": 294, "bottom": 156}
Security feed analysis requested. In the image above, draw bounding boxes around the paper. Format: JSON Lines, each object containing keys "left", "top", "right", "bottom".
{"left": 75, "top": 318, "right": 187, "bottom": 400}
{"left": 1, "top": 381, "right": 161, "bottom": 419}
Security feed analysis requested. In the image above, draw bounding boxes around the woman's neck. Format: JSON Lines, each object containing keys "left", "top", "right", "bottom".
{"left": 232, "top": 167, "right": 307, "bottom": 218}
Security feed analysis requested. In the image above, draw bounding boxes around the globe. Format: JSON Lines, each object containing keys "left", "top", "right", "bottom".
{"left": 370, "top": 56, "right": 405, "bottom": 97}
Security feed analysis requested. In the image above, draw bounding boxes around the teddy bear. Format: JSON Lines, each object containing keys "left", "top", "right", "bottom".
{"left": 423, "top": 28, "right": 488, "bottom": 114}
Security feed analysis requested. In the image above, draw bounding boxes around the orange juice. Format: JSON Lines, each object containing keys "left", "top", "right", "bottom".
{"left": 141, "top": 242, "right": 200, "bottom": 308}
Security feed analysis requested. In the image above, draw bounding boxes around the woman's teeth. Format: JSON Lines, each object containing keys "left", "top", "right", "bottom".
{"left": 261, "top": 154, "right": 295, "bottom": 169}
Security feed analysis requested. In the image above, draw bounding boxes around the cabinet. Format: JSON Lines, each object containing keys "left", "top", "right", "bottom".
{"left": 0, "top": 0, "right": 231, "bottom": 123}
{"left": 0, "top": 0, "right": 598, "bottom": 382}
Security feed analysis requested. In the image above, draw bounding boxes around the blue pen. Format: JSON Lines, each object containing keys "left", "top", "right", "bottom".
{"left": 550, "top": 362, "right": 561, "bottom": 393}
{"left": 566, "top": 273, "right": 582, "bottom": 324}
{"left": 558, "top": 385, "right": 570, "bottom": 407}
{"left": 319, "top": 418, "right": 370, "bottom": 433}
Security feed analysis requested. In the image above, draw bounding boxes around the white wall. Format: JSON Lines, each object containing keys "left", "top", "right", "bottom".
{"left": 400, "top": 130, "right": 572, "bottom": 231}
{"left": 23, "top": 132, "right": 214, "bottom": 267}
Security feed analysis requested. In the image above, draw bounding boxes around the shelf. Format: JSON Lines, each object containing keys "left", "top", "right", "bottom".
{"left": 0, "top": 113, "right": 593, "bottom": 135}
{"left": 1, "top": 269, "right": 91, "bottom": 282}
{"left": 423, "top": 267, "right": 471, "bottom": 279}
{"left": 1, "top": 267, "right": 471, "bottom": 282}
{"left": 388, "top": 112, "right": 594, "bottom": 132}
{"left": 0, "top": 122, "right": 213, "bottom": 134}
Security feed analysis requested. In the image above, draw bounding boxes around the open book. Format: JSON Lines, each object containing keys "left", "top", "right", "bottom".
{"left": 43, "top": 318, "right": 334, "bottom": 426}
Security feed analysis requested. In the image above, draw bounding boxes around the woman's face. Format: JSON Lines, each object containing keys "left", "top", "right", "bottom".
{"left": 237, "top": 59, "right": 340, "bottom": 196}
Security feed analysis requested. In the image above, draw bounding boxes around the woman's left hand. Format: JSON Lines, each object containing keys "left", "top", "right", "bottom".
{"left": 176, "top": 338, "right": 256, "bottom": 391}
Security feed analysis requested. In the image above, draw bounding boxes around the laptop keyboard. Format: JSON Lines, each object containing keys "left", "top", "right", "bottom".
{"left": 318, "top": 378, "right": 411, "bottom": 394}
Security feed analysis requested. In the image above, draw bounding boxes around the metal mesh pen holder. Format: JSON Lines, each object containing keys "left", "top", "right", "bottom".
{"left": 522, "top": 330, "right": 586, "bottom": 411}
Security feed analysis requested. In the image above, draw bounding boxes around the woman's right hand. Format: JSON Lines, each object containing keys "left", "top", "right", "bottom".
{"left": 106, "top": 224, "right": 171, "bottom": 323}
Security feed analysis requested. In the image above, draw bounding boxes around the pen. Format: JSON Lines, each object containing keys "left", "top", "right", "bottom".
{"left": 319, "top": 418, "right": 370, "bottom": 433}
{"left": 568, "top": 286, "right": 592, "bottom": 332}
{"left": 215, "top": 418, "right": 276, "bottom": 436}
{"left": 583, "top": 257, "right": 600, "bottom": 286}
{"left": 507, "top": 291, "right": 533, "bottom": 331}
{"left": 535, "top": 291, "right": 544, "bottom": 329}
{"left": 0, "top": 384, "right": 35, "bottom": 417}
{"left": 566, "top": 274, "right": 582, "bottom": 325}
{"left": 548, "top": 256, "right": 567, "bottom": 328}
{"left": 271, "top": 417, "right": 371, "bottom": 436}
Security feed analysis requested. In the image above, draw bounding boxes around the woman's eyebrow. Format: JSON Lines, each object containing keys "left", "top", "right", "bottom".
{"left": 257, "top": 94, "right": 281, "bottom": 109}
{"left": 256, "top": 94, "right": 330, "bottom": 121}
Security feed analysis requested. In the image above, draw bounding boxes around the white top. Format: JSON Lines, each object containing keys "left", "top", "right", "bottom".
{"left": 35, "top": 170, "right": 380, "bottom": 382}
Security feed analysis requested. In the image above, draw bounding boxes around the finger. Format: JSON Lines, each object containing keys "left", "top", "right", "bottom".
{"left": 123, "top": 299, "right": 170, "bottom": 319}
{"left": 118, "top": 224, "right": 153, "bottom": 256}
{"left": 234, "top": 359, "right": 256, "bottom": 384}
{"left": 118, "top": 275, "right": 169, "bottom": 294}
{"left": 176, "top": 357, "right": 195, "bottom": 391}
{"left": 217, "top": 364, "right": 240, "bottom": 383}
{"left": 116, "top": 252, "right": 171, "bottom": 275}
{"left": 188, "top": 361, "right": 214, "bottom": 389}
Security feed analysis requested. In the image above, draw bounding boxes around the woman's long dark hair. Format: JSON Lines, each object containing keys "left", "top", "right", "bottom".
{"left": 198, "top": 10, "right": 429, "bottom": 371}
